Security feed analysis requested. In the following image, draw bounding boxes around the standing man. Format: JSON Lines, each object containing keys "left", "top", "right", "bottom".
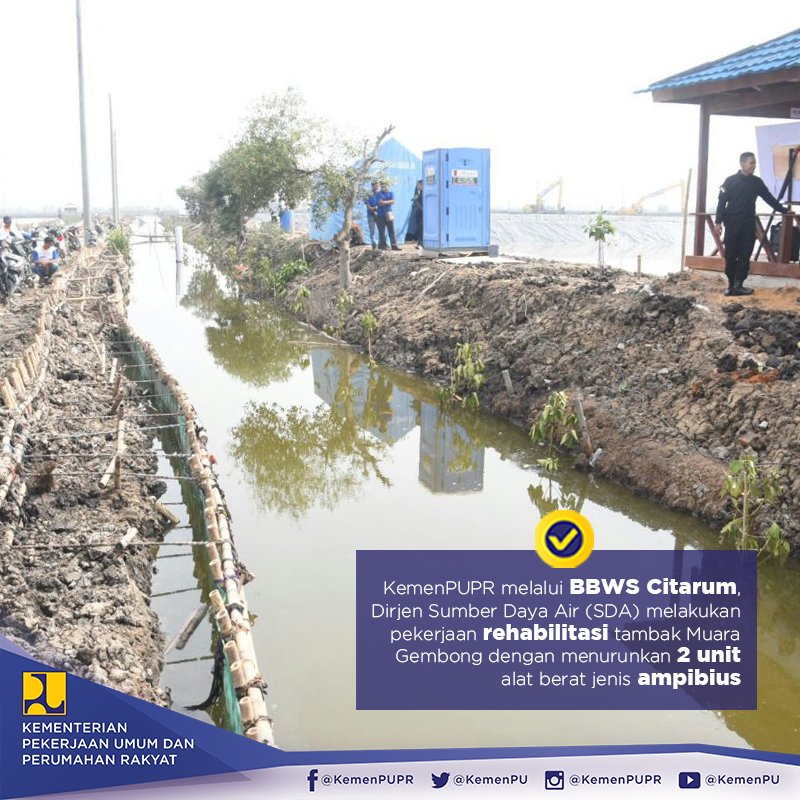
{"left": 376, "top": 181, "right": 400, "bottom": 251}
{"left": 715, "top": 152, "right": 788, "bottom": 296}
{"left": 366, "top": 180, "right": 380, "bottom": 250}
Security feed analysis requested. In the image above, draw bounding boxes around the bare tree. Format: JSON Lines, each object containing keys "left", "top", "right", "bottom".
{"left": 312, "top": 125, "right": 395, "bottom": 289}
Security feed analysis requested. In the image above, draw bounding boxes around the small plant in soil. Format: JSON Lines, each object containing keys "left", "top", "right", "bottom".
{"left": 106, "top": 229, "right": 130, "bottom": 260}
{"left": 361, "top": 310, "right": 378, "bottom": 362}
{"left": 441, "top": 342, "right": 485, "bottom": 410}
{"left": 583, "top": 210, "right": 616, "bottom": 269}
{"left": 292, "top": 284, "right": 311, "bottom": 317}
{"left": 721, "top": 454, "right": 788, "bottom": 560}
{"left": 336, "top": 289, "right": 354, "bottom": 338}
{"left": 529, "top": 391, "right": 579, "bottom": 472}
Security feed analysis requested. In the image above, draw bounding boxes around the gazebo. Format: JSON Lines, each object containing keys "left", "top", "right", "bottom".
{"left": 642, "top": 28, "right": 800, "bottom": 278}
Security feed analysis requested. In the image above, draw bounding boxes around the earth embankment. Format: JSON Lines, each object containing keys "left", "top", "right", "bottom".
{"left": 285, "top": 246, "right": 800, "bottom": 545}
{"left": 0, "top": 250, "right": 172, "bottom": 704}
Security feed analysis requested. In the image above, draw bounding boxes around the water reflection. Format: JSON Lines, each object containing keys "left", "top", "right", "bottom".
{"left": 230, "top": 351, "right": 390, "bottom": 519}
{"left": 183, "top": 270, "right": 309, "bottom": 385}
{"left": 418, "top": 403, "right": 484, "bottom": 493}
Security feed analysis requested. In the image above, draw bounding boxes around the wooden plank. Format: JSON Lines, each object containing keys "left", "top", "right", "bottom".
{"left": 685, "top": 255, "right": 800, "bottom": 279}
{"left": 706, "top": 83, "right": 800, "bottom": 115}
{"left": 755, "top": 218, "right": 776, "bottom": 262}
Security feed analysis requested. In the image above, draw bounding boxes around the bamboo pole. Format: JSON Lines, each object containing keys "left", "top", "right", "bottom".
{"left": 114, "top": 406, "right": 125, "bottom": 490}
{"left": 8, "top": 370, "right": 24, "bottom": 397}
{"left": 215, "top": 609, "right": 233, "bottom": 636}
{"left": 1, "top": 381, "right": 16, "bottom": 410}
{"left": 98, "top": 453, "right": 119, "bottom": 488}
{"left": 154, "top": 499, "right": 179, "bottom": 524}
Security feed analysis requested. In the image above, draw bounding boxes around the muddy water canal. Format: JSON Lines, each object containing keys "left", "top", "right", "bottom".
{"left": 127, "top": 227, "right": 800, "bottom": 754}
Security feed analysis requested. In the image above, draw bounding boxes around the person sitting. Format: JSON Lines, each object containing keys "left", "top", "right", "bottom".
{"left": 32, "top": 236, "right": 60, "bottom": 284}
{"left": 0, "top": 215, "right": 17, "bottom": 248}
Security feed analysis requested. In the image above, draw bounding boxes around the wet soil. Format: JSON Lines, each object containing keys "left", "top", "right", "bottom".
{"left": 0, "top": 253, "right": 172, "bottom": 704}
{"left": 284, "top": 245, "right": 800, "bottom": 546}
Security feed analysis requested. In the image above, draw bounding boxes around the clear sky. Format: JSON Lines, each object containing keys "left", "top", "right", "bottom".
{"left": 2, "top": 1, "right": 794, "bottom": 213}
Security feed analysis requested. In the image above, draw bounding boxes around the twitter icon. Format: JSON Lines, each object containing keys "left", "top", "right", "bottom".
{"left": 432, "top": 772, "right": 450, "bottom": 789}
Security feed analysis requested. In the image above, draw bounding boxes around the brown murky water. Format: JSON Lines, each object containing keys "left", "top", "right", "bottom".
{"left": 128, "top": 228, "right": 800, "bottom": 754}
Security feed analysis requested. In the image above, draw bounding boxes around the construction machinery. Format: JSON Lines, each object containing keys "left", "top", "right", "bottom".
{"left": 622, "top": 180, "right": 686, "bottom": 214}
{"left": 523, "top": 178, "right": 564, "bottom": 213}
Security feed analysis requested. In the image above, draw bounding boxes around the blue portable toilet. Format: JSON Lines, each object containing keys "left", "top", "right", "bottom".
{"left": 422, "top": 148, "right": 490, "bottom": 252}
{"left": 310, "top": 138, "right": 422, "bottom": 243}
{"left": 279, "top": 206, "right": 294, "bottom": 233}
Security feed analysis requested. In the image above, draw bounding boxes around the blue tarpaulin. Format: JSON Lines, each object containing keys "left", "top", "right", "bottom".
{"left": 310, "top": 137, "right": 422, "bottom": 243}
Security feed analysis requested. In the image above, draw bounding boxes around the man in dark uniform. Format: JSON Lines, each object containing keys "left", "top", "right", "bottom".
{"left": 714, "top": 152, "right": 788, "bottom": 296}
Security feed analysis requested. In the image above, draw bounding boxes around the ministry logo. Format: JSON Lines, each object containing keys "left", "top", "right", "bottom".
{"left": 23, "top": 672, "right": 66, "bottom": 716}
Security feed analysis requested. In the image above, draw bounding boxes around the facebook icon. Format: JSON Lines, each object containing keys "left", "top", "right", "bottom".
{"left": 678, "top": 771, "right": 701, "bottom": 789}
{"left": 307, "top": 769, "right": 319, "bottom": 792}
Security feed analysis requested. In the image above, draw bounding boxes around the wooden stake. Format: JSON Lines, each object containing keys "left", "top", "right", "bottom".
{"left": 215, "top": 609, "right": 233, "bottom": 637}
{"left": 119, "top": 527, "right": 138, "bottom": 548}
{"left": 166, "top": 606, "right": 207, "bottom": 653}
{"left": 114, "top": 407, "right": 125, "bottom": 489}
{"left": 154, "top": 499, "right": 180, "bottom": 524}
{"left": 16, "top": 359, "right": 30, "bottom": 387}
{"left": 239, "top": 696, "right": 256, "bottom": 726}
{"left": 108, "top": 358, "right": 118, "bottom": 386}
{"left": 209, "top": 590, "right": 226, "bottom": 616}
{"left": 1, "top": 380, "right": 16, "bottom": 410}
{"left": 572, "top": 392, "right": 593, "bottom": 459}
{"left": 98, "top": 453, "right": 118, "bottom": 488}
{"left": 8, "top": 370, "right": 24, "bottom": 396}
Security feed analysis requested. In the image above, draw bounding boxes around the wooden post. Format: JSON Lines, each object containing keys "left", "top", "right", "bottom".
{"left": 215, "top": 609, "right": 233, "bottom": 636}
{"left": 693, "top": 102, "right": 710, "bottom": 257}
{"left": 100, "top": 343, "right": 106, "bottom": 377}
{"left": 108, "top": 357, "right": 118, "bottom": 386}
{"left": 778, "top": 213, "right": 793, "bottom": 263}
{"left": 636, "top": 255, "right": 642, "bottom": 276}
{"left": 1, "top": 380, "right": 16, "bottom": 410}
{"left": 114, "top": 405, "right": 125, "bottom": 490}
{"left": 572, "top": 391, "right": 593, "bottom": 459}
{"left": 8, "top": 370, "right": 24, "bottom": 397}
{"left": 680, "top": 167, "right": 692, "bottom": 271}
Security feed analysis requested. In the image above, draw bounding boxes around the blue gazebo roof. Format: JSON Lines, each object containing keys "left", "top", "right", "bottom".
{"left": 643, "top": 28, "right": 800, "bottom": 93}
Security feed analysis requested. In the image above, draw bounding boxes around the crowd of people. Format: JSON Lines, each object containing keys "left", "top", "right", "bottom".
{"left": 0, "top": 215, "right": 61, "bottom": 288}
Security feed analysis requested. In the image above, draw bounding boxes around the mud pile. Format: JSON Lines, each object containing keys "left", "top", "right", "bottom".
{"left": 288, "top": 246, "right": 800, "bottom": 545}
{"left": 0, "top": 255, "right": 172, "bottom": 704}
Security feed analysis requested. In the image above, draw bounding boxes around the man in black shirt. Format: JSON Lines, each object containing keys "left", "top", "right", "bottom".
{"left": 714, "top": 152, "right": 788, "bottom": 296}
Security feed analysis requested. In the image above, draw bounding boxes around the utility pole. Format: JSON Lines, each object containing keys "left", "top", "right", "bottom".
{"left": 75, "top": 0, "right": 91, "bottom": 245}
{"left": 109, "top": 95, "right": 119, "bottom": 226}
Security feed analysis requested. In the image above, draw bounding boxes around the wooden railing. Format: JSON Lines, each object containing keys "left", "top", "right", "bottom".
{"left": 695, "top": 212, "right": 796, "bottom": 262}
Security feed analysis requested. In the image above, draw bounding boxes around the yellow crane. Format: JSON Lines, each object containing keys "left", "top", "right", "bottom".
{"left": 523, "top": 178, "right": 564, "bottom": 213}
{"left": 623, "top": 180, "right": 685, "bottom": 214}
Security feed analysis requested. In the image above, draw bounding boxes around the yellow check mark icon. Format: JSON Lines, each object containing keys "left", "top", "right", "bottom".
{"left": 547, "top": 525, "right": 579, "bottom": 553}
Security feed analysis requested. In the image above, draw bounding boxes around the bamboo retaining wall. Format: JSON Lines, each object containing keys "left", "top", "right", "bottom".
{"left": 0, "top": 247, "right": 274, "bottom": 745}
{"left": 112, "top": 325, "right": 274, "bottom": 746}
